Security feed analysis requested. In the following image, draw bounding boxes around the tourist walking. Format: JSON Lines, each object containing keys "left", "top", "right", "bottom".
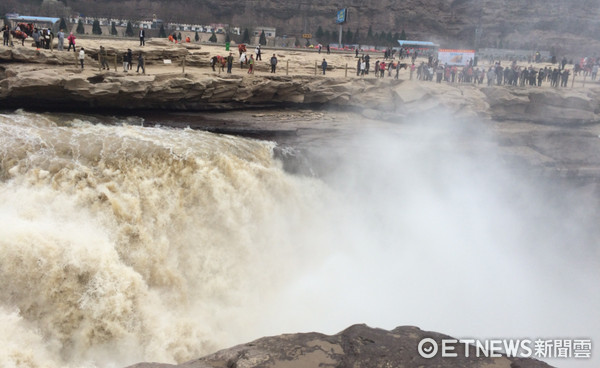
{"left": 78, "top": 48, "right": 85, "bottom": 69}
{"left": 137, "top": 53, "right": 145, "bottom": 74}
{"left": 255, "top": 45, "right": 262, "bottom": 61}
{"left": 321, "top": 58, "right": 327, "bottom": 75}
{"left": 127, "top": 48, "right": 133, "bottom": 70}
{"left": 139, "top": 28, "right": 145, "bottom": 46}
{"left": 248, "top": 54, "right": 254, "bottom": 74}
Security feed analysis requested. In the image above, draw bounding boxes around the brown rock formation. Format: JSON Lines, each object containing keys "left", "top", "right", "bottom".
{"left": 2, "top": 52, "right": 600, "bottom": 126}
{"left": 125, "top": 324, "right": 554, "bottom": 368}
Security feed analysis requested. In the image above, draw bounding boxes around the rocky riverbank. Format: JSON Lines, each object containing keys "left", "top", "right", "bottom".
{"left": 5, "top": 42, "right": 600, "bottom": 186}
{"left": 2, "top": 40, "right": 600, "bottom": 125}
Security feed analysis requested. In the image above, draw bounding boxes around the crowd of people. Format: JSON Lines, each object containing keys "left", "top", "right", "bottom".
{"left": 2, "top": 23, "right": 53, "bottom": 48}
{"left": 347, "top": 49, "right": 584, "bottom": 89}
{"left": 573, "top": 56, "right": 600, "bottom": 80}
{"left": 209, "top": 45, "right": 332, "bottom": 76}
{"left": 95, "top": 46, "right": 145, "bottom": 73}
{"left": 411, "top": 58, "right": 573, "bottom": 88}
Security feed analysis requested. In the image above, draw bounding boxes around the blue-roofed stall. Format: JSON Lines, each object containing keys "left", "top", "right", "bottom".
{"left": 394, "top": 40, "right": 439, "bottom": 57}
{"left": 7, "top": 14, "right": 61, "bottom": 32}
{"left": 6, "top": 14, "right": 61, "bottom": 48}
{"left": 396, "top": 40, "right": 439, "bottom": 48}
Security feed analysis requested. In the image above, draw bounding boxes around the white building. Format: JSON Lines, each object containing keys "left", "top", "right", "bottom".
{"left": 253, "top": 27, "right": 276, "bottom": 39}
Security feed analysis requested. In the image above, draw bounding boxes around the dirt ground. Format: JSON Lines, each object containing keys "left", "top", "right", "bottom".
{"left": 21, "top": 36, "right": 596, "bottom": 90}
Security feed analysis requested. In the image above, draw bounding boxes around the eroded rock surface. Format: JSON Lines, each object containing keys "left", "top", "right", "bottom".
{"left": 126, "top": 325, "right": 554, "bottom": 368}
{"left": 2, "top": 56, "right": 600, "bottom": 127}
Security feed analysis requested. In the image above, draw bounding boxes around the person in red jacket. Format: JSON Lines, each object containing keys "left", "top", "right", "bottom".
{"left": 67, "top": 32, "right": 76, "bottom": 52}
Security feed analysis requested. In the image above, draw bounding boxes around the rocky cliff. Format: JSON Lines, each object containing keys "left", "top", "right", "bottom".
{"left": 221, "top": 0, "right": 600, "bottom": 52}
{"left": 207, "top": 0, "right": 600, "bottom": 54}
{"left": 20, "top": 0, "right": 600, "bottom": 54}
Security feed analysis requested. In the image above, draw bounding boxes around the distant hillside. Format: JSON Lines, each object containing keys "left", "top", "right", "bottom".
{"left": 4, "top": 0, "right": 600, "bottom": 54}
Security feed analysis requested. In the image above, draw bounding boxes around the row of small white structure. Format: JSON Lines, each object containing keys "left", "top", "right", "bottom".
{"left": 68, "top": 17, "right": 276, "bottom": 38}
{"left": 69, "top": 17, "right": 233, "bottom": 33}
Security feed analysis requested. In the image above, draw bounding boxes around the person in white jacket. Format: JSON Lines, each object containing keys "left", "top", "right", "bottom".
{"left": 78, "top": 48, "right": 85, "bottom": 69}
{"left": 255, "top": 45, "right": 262, "bottom": 61}
{"left": 487, "top": 67, "right": 496, "bottom": 86}
{"left": 240, "top": 52, "right": 246, "bottom": 69}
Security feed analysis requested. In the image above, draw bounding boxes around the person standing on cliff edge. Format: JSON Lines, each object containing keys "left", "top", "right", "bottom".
{"left": 57, "top": 29, "right": 64, "bottom": 51}
{"left": 32, "top": 28, "right": 40, "bottom": 49}
{"left": 67, "top": 32, "right": 76, "bottom": 52}
{"left": 127, "top": 48, "right": 133, "bottom": 70}
{"left": 270, "top": 54, "right": 278, "bottom": 73}
{"left": 3, "top": 25, "right": 10, "bottom": 46}
{"left": 226, "top": 53, "right": 233, "bottom": 73}
{"left": 122, "top": 51, "right": 129, "bottom": 72}
{"left": 99, "top": 46, "right": 109, "bottom": 70}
